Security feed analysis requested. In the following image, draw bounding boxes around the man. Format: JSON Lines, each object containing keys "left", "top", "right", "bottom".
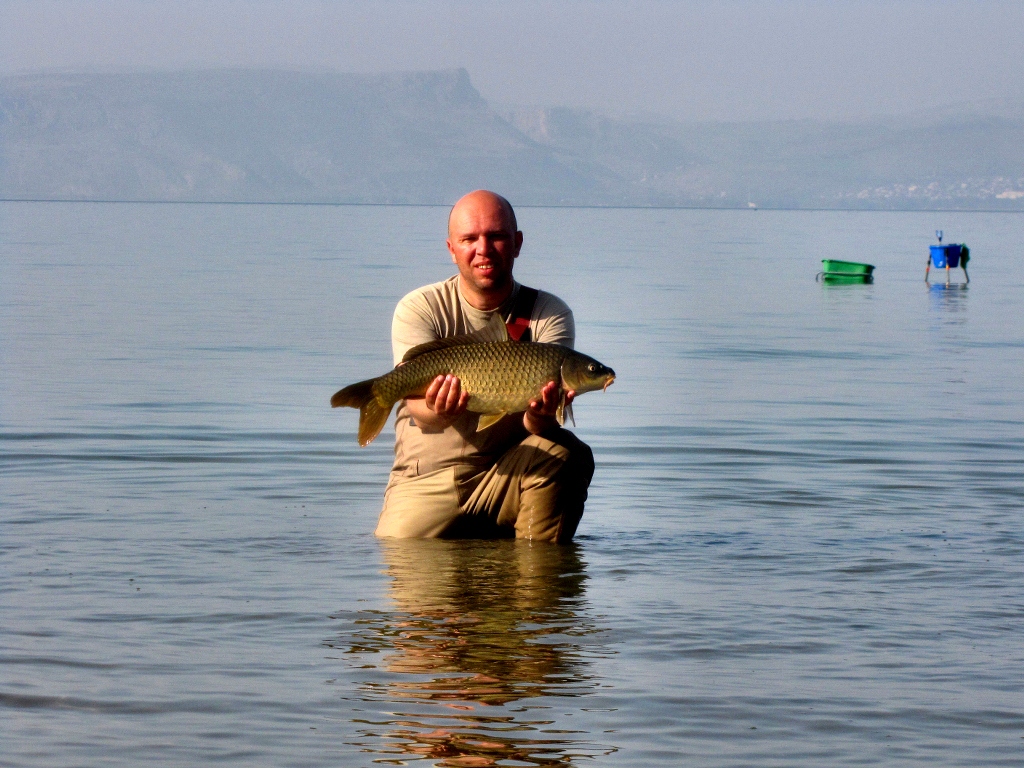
{"left": 374, "top": 190, "right": 594, "bottom": 542}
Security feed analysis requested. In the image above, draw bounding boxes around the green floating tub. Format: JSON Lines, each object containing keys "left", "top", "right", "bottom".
{"left": 818, "top": 259, "right": 875, "bottom": 284}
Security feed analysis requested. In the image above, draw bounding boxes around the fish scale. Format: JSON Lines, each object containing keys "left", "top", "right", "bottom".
{"left": 331, "top": 324, "right": 615, "bottom": 446}
{"left": 374, "top": 342, "right": 566, "bottom": 414}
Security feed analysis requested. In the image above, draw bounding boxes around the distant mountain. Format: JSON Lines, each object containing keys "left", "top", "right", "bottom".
{"left": 502, "top": 105, "right": 1024, "bottom": 209}
{"left": 1, "top": 69, "right": 1022, "bottom": 209}
{"left": 0, "top": 69, "right": 597, "bottom": 205}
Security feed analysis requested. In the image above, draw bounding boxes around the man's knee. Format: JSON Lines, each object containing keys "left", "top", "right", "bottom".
{"left": 512, "top": 430, "right": 593, "bottom": 543}
{"left": 376, "top": 468, "right": 462, "bottom": 538}
{"left": 534, "top": 429, "right": 594, "bottom": 486}
{"left": 567, "top": 434, "right": 595, "bottom": 482}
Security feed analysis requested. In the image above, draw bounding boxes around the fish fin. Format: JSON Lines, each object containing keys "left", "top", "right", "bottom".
{"left": 401, "top": 314, "right": 509, "bottom": 363}
{"left": 493, "top": 312, "right": 511, "bottom": 342}
{"left": 330, "top": 378, "right": 393, "bottom": 446}
{"left": 476, "top": 411, "right": 507, "bottom": 431}
{"left": 556, "top": 363, "right": 575, "bottom": 426}
{"left": 357, "top": 398, "right": 392, "bottom": 446}
{"left": 331, "top": 378, "right": 374, "bottom": 409}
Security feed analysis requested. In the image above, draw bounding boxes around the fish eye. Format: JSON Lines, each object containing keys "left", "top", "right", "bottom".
{"left": 587, "top": 363, "right": 597, "bottom": 372}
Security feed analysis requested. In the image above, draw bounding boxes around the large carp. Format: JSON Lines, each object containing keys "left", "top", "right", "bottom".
{"left": 331, "top": 316, "right": 615, "bottom": 446}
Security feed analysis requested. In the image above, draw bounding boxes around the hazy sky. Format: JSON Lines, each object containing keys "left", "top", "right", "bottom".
{"left": 3, "top": 0, "right": 1022, "bottom": 122}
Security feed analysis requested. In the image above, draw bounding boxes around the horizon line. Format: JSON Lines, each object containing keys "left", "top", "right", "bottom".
{"left": 3, "top": 198, "right": 1023, "bottom": 214}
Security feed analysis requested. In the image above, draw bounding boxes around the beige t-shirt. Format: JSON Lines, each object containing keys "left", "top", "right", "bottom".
{"left": 389, "top": 276, "right": 574, "bottom": 478}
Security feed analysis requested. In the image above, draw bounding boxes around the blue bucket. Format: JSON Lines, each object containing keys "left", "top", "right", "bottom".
{"left": 931, "top": 244, "right": 962, "bottom": 268}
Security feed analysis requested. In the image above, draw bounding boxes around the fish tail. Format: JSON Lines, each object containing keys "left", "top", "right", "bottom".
{"left": 331, "top": 378, "right": 375, "bottom": 409}
{"left": 330, "top": 378, "right": 393, "bottom": 446}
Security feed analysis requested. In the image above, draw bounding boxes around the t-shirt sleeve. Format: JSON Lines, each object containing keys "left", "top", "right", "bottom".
{"left": 532, "top": 293, "right": 575, "bottom": 348}
{"left": 392, "top": 291, "right": 440, "bottom": 366}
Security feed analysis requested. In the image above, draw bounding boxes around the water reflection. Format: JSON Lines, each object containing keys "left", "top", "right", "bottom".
{"left": 928, "top": 282, "right": 969, "bottom": 318}
{"left": 819, "top": 279, "right": 876, "bottom": 313}
{"left": 335, "top": 539, "right": 613, "bottom": 766}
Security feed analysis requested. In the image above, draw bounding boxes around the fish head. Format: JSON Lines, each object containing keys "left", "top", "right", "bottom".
{"left": 561, "top": 351, "right": 615, "bottom": 395}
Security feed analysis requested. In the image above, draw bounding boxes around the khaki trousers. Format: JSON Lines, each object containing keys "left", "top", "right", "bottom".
{"left": 375, "top": 429, "right": 594, "bottom": 543}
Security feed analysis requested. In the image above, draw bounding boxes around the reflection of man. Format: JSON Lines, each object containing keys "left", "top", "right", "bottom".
{"left": 379, "top": 539, "right": 590, "bottom": 705}
{"left": 349, "top": 539, "right": 597, "bottom": 764}
{"left": 375, "top": 190, "right": 594, "bottom": 542}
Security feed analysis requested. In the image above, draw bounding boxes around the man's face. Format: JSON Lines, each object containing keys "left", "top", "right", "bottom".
{"left": 447, "top": 194, "right": 523, "bottom": 300}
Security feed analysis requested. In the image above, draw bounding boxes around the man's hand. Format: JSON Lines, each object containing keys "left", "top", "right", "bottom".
{"left": 406, "top": 374, "right": 470, "bottom": 430}
{"left": 524, "top": 381, "right": 575, "bottom": 435}
{"left": 426, "top": 374, "right": 470, "bottom": 417}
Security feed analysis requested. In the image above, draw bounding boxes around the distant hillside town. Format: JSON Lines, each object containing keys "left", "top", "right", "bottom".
{"left": 1, "top": 69, "right": 1022, "bottom": 209}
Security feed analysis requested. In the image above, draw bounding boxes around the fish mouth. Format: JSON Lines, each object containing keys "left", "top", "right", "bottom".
{"left": 603, "top": 375, "right": 615, "bottom": 392}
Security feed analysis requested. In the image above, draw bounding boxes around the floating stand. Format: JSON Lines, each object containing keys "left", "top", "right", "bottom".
{"left": 925, "top": 233, "right": 969, "bottom": 286}
{"left": 816, "top": 259, "right": 875, "bottom": 284}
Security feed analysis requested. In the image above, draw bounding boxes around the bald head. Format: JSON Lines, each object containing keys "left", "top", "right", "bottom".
{"left": 445, "top": 190, "right": 523, "bottom": 311}
{"left": 447, "top": 190, "right": 518, "bottom": 238}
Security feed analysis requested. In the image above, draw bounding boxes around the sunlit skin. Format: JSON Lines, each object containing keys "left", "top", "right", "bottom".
{"left": 446, "top": 189, "right": 522, "bottom": 312}
{"left": 405, "top": 190, "right": 574, "bottom": 435}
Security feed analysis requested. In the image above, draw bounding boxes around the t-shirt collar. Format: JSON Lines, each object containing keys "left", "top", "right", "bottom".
{"left": 455, "top": 278, "right": 521, "bottom": 324}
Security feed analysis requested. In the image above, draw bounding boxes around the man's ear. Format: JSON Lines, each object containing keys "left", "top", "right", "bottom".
{"left": 447, "top": 238, "right": 456, "bottom": 262}
{"left": 514, "top": 231, "right": 523, "bottom": 257}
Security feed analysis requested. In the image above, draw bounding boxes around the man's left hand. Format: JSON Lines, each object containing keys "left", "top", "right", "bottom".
{"left": 524, "top": 381, "right": 575, "bottom": 435}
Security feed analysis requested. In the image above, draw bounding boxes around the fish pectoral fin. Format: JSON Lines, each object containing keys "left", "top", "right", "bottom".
{"left": 554, "top": 392, "right": 566, "bottom": 426}
{"left": 476, "top": 411, "right": 507, "bottom": 431}
{"left": 563, "top": 401, "right": 576, "bottom": 427}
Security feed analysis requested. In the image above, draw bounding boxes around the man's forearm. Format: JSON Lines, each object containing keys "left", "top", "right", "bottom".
{"left": 523, "top": 409, "right": 559, "bottom": 436}
{"left": 405, "top": 398, "right": 457, "bottom": 430}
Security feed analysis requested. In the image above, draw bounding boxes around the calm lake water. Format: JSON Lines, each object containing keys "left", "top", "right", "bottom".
{"left": 2, "top": 201, "right": 1023, "bottom": 767}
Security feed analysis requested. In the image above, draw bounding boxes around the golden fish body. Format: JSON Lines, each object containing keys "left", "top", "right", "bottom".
{"left": 331, "top": 330, "right": 615, "bottom": 446}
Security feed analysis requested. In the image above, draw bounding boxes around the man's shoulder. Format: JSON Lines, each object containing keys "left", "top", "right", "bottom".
{"left": 392, "top": 277, "right": 462, "bottom": 363}
{"left": 519, "top": 285, "right": 574, "bottom": 347}
{"left": 394, "top": 277, "right": 463, "bottom": 331}
{"left": 397, "top": 276, "right": 460, "bottom": 312}
{"left": 530, "top": 287, "right": 571, "bottom": 316}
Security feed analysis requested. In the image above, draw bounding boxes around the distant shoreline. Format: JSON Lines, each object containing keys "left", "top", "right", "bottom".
{"left": 3, "top": 198, "right": 1023, "bottom": 215}
{"left": 3, "top": 69, "right": 1022, "bottom": 211}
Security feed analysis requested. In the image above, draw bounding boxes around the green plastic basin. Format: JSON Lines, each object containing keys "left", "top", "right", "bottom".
{"left": 821, "top": 259, "right": 875, "bottom": 275}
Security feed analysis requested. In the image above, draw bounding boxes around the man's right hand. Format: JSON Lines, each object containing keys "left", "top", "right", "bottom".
{"left": 406, "top": 374, "right": 470, "bottom": 430}
{"left": 425, "top": 374, "right": 470, "bottom": 417}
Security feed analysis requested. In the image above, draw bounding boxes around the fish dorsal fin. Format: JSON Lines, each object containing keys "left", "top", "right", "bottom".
{"left": 401, "top": 313, "right": 509, "bottom": 363}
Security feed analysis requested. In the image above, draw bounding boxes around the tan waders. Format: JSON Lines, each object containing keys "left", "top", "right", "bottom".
{"left": 375, "top": 428, "right": 593, "bottom": 543}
